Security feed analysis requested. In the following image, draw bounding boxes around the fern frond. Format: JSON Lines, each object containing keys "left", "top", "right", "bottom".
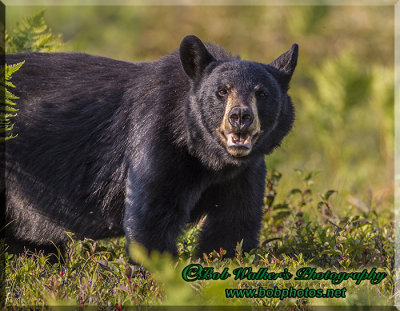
{"left": 1, "top": 61, "right": 24, "bottom": 141}
{"left": 6, "top": 10, "right": 64, "bottom": 53}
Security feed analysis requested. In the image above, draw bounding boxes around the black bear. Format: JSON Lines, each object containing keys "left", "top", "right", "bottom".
{"left": 4, "top": 35, "right": 297, "bottom": 259}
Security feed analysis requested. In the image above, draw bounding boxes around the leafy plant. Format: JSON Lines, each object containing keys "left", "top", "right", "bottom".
{"left": 1, "top": 61, "right": 24, "bottom": 142}
{"left": 6, "top": 10, "right": 64, "bottom": 53}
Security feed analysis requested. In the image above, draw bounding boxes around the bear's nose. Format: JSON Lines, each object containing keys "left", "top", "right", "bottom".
{"left": 228, "top": 107, "right": 254, "bottom": 130}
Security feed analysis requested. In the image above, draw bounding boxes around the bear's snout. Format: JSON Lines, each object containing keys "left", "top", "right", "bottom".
{"left": 228, "top": 106, "right": 254, "bottom": 131}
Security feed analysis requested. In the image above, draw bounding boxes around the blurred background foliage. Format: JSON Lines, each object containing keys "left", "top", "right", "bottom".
{"left": 6, "top": 5, "right": 393, "bottom": 214}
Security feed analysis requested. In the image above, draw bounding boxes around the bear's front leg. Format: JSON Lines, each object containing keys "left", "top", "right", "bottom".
{"left": 196, "top": 159, "right": 266, "bottom": 258}
{"left": 124, "top": 198, "right": 186, "bottom": 257}
{"left": 123, "top": 168, "right": 188, "bottom": 258}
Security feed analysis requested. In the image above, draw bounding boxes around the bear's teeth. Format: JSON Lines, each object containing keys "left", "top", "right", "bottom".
{"left": 243, "top": 134, "right": 251, "bottom": 145}
{"left": 227, "top": 133, "right": 235, "bottom": 146}
{"left": 226, "top": 133, "right": 252, "bottom": 149}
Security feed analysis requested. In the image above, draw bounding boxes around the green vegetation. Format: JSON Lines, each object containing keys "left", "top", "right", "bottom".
{"left": 6, "top": 10, "right": 64, "bottom": 53}
{"left": 4, "top": 170, "right": 394, "bottom": 307}
{"left": 4, "top": 6, "right": 394, "bottom": 307}
{"left": 1, "top": 61, "right": 24, "bottom": 141}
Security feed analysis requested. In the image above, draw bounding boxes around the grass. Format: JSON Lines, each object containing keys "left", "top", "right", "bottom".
{"left": 3, "top": 169, "right": 395, "bottom": 307}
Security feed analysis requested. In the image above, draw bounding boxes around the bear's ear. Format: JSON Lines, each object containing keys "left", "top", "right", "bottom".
{"left": 268, "top": 44, "right": 299, "bottom": 89}
{"left": 180, "top": 35, "right": 216, "bottom": 81}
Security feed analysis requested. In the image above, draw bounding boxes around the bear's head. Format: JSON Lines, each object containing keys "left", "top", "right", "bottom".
{"left": 180, "top": 35, "right": 298, "bottom": 170}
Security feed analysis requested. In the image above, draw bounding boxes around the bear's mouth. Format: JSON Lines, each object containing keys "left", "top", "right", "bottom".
{"left": 225, "top": 132, "right": 252, "bottom": 149}
{"left": 216, "top": 127, "right": 260, "bottom": 158}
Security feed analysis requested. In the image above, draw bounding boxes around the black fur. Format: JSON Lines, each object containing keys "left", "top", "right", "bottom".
{"left": 4, "top": 35, "right": 297, "bottom": 258}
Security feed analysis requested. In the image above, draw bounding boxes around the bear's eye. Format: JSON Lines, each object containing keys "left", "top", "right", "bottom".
{"left": 217, "top": 88, "right": 228, "bottom": 97}
{"left": 256, "top": 90, "right": 267, "bottom": 98}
